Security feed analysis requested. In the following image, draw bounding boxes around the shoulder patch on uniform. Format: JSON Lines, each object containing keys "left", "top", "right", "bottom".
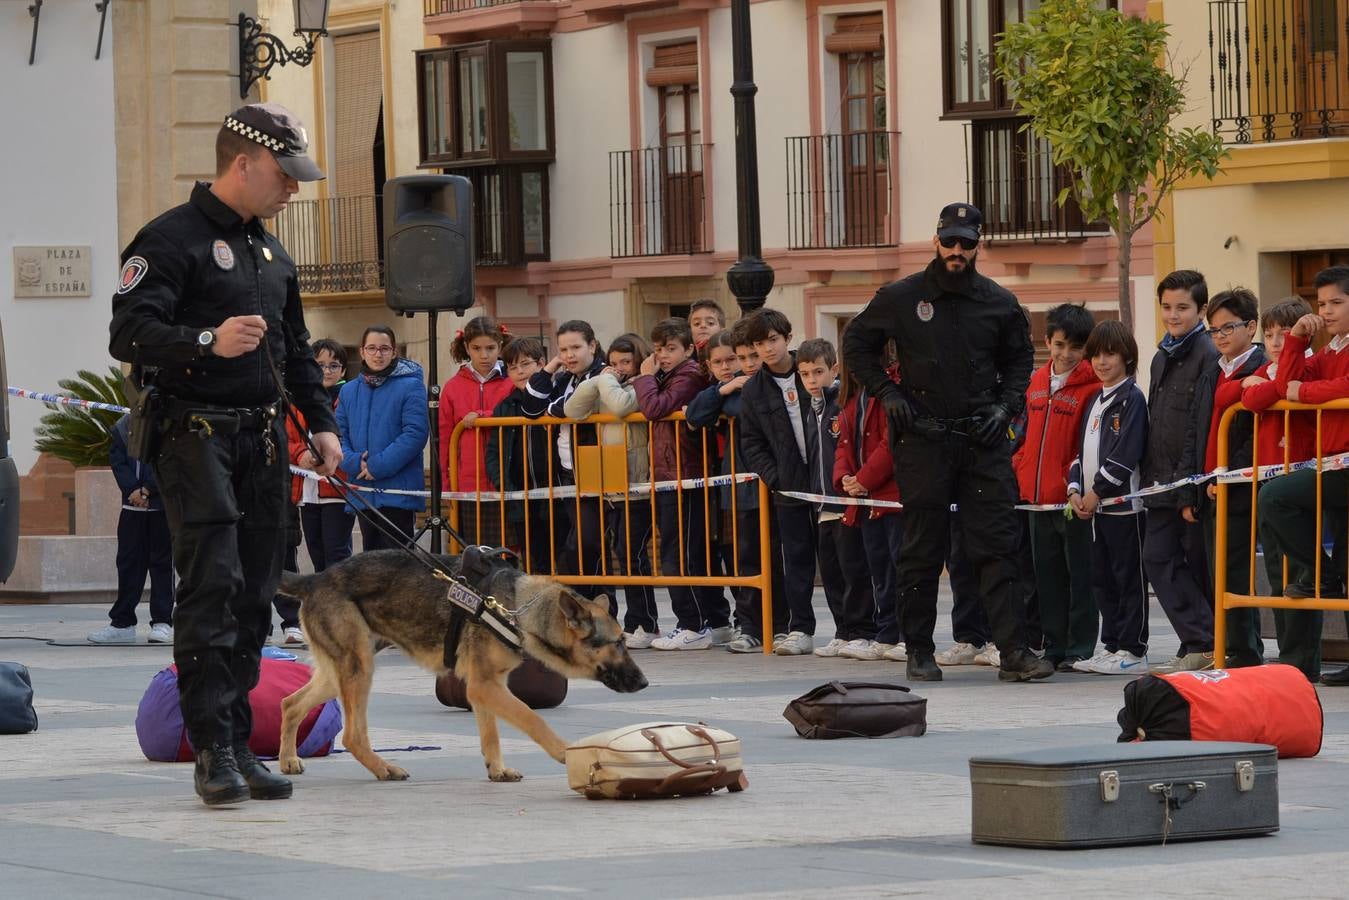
{"left": 117, "top": 256, "right": 150, "bottom": 294}
{"left": 212, "top": 240, "right": 235, "bottom": 271}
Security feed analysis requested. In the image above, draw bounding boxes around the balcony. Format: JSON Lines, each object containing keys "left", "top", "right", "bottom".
{"left": 422, "top": 0, "right": 560, "bottom": 39}
{"left": 965, "top": 117, "right": 1106, "bottom": 243}
{"left": 609, "top": 144, "right": 711, "bottom": 259}
{"left": 785, "top": 132, "right": 899, "bottom": 250}
{"left": 1210, "top": 0, "right": 1349, "bottom": 143}
{"left": 270, "top": 194, "right": 383, "bottom": 295}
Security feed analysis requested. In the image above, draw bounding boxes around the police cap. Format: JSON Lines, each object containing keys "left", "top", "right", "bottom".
{"left": 936, "top": 202, "right": 982, "bottom": 242}
{"left": 223, "top": 102, "right": 325, "bottom": 183}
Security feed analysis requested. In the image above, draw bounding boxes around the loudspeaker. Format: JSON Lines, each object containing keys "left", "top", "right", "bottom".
{"left": 383, "top": 175, "right": 475, "bottom": 313}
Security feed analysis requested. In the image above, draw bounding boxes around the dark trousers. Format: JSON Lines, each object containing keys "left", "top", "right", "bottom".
{"left": 947, "top": 516, "right": 991, "bottom": 646}
{"left": 860, "top": 513, "right": 904, "bottom": 645}
{"left": 357, "top": 506, "right": 417, "bottom": 552}
{"left": 153, "top": 419, "right": 286, "bottom": 750}
{"left": 271, "top": 503, "right": 302, "bottom": 630}
{"left": 109, "top": 507, "right": 175, "bottom": 628}
{"left": 606, "top": 498, "right": 658, "bottom": 634}
{"left": 300, "top": 502, "right": 355, "bottom": 572}
{"left": 1017, "top": 508, "right": 1043, "bottom": 651}
{"left": 1143, "top": 507, "right": 1214, "bottom": 654}
{"left": 892, "top": 432, "right": 1028, "bottom": 657}
{"left": 561, "top": 495, "right": 605, "bottom": 600}
{"left": 1028, "top": 508, "right": 1097, "bottom": 662}
{"left": 1202, "top": 500, "right": 1263, "bottom": 664}
{"left": 1259, "top": 469, "right": 1348, "bottom": 675}
{"left": 773, "top": 501, "right": 818, "bottom": 636}
{"left": 820, "top": 518, "right": 873, "bottom": 641}
{"left": 1092, "top": 512, "right": 1148, "bottom": 657}
{"left": 732, "top": 508, "right": 783, "bottom": 640}
{"left": 656, "top": 491, "right": 730, "bottom": 631}
{"left": 509, "top": 498, "right": 560, "bottom": 576}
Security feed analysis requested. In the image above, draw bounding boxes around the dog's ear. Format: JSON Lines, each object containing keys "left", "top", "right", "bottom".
{"left": 558, "top": 589, "right": 593, "bottom": 630}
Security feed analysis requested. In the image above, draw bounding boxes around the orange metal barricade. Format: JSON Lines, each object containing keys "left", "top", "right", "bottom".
{"left": 1214, "top": 398, "right": 1349, "bottom": 666}
{"left": 447, "top": 412, "right": 776, "bottom": 654}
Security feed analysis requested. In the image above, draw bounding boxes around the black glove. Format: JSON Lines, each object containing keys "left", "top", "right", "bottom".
{"left": 971, "top": 404, "right": 1011, "bottom": 448}
{"left": 877, "top": 387, "right": 915, "bottom": 435}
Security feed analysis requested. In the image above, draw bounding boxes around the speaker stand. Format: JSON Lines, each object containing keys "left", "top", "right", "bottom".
{"left": 413, "top": 308, "right": 449, "bottom": 554}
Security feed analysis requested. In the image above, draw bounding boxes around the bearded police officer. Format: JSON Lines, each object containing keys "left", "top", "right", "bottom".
{"left": 841, "top": 202, "right": 1053, "bottom": 683}
{"left": 110, "top": 103, "right": 342, "bottom": 805}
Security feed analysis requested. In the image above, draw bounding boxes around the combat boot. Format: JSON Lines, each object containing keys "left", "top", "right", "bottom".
{"left": 906, "top": 652, "right": 943, "bottom": 681}
{"left": 233, "top": 745, "right": 293, "bottom": 800}
{"left": 998, "top": 648, "right": 1055, "bottom": 682}
{"left": 194, "top": 745, "right": 250, "bottom": 806}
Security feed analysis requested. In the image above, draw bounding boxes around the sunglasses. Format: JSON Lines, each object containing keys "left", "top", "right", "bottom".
{"left": 1206, "top": 320, "right": 1253, "bottom": 339}
{"left": 939, "top": 235, "right": 979, "bottom": 251}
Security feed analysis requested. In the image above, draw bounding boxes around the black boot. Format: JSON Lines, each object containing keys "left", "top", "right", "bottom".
{"left": 906, "top": 652, "right": 943, "bottom": 681}
{"left": 194, "top": 745, "right": 250, "bottom": 806}
{"left": 233, "top": 745, "right": 293, "bottom": 800}
{"left": 999, "top": 648, "right": 1055, "bottom": 682}
{"left": 1321, "top": 665, "right": 1349, "bottom": 686}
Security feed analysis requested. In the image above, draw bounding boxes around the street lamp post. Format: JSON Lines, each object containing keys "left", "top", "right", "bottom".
{"left": 724, "top": 0, "right": 774, "bottom": 313}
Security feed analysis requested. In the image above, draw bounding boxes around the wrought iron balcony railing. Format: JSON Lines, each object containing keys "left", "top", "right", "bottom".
{"left": 965, "top": 117, "right": 1106, "bottom": 242}
{"left": 1210, "top": 0, "right": 1349, "bottom": 143}
{"left": 424, "top": 0, "right": 525, "bottom": 15}
{"left": 270, "top": 194, "right": 384, "bottom": 294}
{"left": 609, "top": 144, "right": 711, "bottom": 259}
{"left": 785, "top": 131, "right": 899, "bottom": 250}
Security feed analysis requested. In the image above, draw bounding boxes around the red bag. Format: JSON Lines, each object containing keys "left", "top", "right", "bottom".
{"left": 1117, "top": 663, "right": 1323, "bottom": 758}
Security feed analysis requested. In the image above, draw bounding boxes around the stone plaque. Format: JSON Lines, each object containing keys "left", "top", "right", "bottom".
{"left": 12, "top": 245, "right": 92, "bottom": 298}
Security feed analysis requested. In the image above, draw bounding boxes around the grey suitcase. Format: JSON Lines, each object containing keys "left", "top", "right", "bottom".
{"left": 970, "top": 741, "right": 1278, "bottom": 848}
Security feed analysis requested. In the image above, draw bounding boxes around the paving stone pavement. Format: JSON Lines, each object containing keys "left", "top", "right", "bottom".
{"left": 1, "top": 591, "right": 1346, "bottom": 899}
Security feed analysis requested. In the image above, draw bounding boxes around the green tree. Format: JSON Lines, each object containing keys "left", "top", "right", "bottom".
{"left": 995, "top": 0, "right": 1226, "bottom": 332}
{"left": 32, "top": 367, "right": 127, "bottom": 468}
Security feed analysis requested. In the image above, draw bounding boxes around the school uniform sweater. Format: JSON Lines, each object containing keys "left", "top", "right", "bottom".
{"left": 1013, "top": 358, "right": 1101, "bottom": 504}
{"left": 1275, "top": 332, "right": 1349, "bottom": 454}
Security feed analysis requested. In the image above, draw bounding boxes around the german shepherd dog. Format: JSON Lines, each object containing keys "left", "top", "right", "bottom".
{"left": 274, "top": 549, "right": 648, "bottom": 783}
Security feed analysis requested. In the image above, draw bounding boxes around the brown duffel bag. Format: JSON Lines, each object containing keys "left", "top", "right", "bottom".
{"left": 566, "top": 721, "right": 747, "bottom": 800}
{"left": 783, "top": 681, "right": 927, "bottom": 739}
{"left": 435, "top": 657, "right": 568, "bottom": 710}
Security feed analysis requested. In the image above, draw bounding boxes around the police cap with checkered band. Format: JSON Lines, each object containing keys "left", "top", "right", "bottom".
{"left": 223, "top": 102, "right": 325, "bottom": 182}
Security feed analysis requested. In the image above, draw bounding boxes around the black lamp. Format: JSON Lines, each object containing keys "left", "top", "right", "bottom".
{"left": 237, "top": 0, "right": 331, "bottom": 100}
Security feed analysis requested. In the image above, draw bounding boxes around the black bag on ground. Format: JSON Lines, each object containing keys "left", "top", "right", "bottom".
{"left": 0, "top": 662, "right": 38, "bottom": 734}
{"left": 436, "top": 657, "right": 567, "bottom": 711}
{"left": 783, "top": 681, "right": 926, "bottom": 739}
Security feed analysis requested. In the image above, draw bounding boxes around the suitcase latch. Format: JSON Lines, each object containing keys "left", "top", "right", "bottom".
{"left": 1235, "top": 760, "right": 1255, "bottom": 792}
{"left": 1099, "top": 769, "right": 1119, "bottom": 803}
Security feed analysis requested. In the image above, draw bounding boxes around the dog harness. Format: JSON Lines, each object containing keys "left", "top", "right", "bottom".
{"left": 438, "top": 546, "right": 525, "bottom": 670}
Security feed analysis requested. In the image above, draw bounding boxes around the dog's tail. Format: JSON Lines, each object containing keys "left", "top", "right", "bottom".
{"left": 277, "top": 570, "right": 318, "bottom": 598}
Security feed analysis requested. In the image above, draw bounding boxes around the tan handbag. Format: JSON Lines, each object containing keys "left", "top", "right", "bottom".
{"left": 565, "top": 721, "right": 748, "bottom": 800}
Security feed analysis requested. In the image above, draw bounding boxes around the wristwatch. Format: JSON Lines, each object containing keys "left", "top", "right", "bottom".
{"left": 196, "top": 328, "right": 216, "bottom": 357}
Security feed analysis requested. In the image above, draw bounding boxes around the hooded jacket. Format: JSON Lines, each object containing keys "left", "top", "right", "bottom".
{"left": 1013, "top": 358, "right": 1101, "bottom": 504}
{"left": 833, "top": 365, "right": 902, "bottom": 526}
{"left": 335, "top": 357, "right": 430, "bottom": 512}
{"left": 632, "top": 357, "right": 708, "bottom": 481}
{"left": 439, "top": 362, "right": 513, "bottom": 492}
{"left": 287, "top": 381, "right": 347, "bottom": 504}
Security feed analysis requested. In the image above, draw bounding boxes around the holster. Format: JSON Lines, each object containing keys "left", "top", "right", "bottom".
{"left": 125, "top": 381, "right": 165, "bottom": 462}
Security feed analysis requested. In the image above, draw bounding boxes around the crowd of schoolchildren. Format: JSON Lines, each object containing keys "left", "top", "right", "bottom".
{"left": 276, "top": 269, "right": 1349, "bottom": 686}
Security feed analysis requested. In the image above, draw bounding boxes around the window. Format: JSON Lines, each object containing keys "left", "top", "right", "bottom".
{"left": 649, "top": 42, "right": 704, "bottom": 254}
{"left": 415, "top": 39, "right": 555, "bottom": 166}
{"left": 462, "top": 165, "right": 550, "bottom": 266}
{"left": 943, "top": 0, "right": 1113, "bottom": 117}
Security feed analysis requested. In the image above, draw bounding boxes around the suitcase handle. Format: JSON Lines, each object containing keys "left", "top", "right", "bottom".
{"left": 640, "top": 726, "right": 727, "bottom": 793}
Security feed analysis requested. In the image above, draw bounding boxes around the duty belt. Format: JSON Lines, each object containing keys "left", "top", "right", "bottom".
{"left": 162, "top": 397, "right": 278, "bottom": 432}
{"left": 909, "top": 416, "right": 979, "bottom": 441}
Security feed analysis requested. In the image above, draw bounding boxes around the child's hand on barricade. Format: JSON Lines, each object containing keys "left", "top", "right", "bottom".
{"left": 1286, "top": 380, "right": 1302, "bottom": 402}
{"left": 1241, "top": 375, "right": 1267, "bottom": 389}
{"left": 462, "top": 412, "right": 479, "bottom": 427}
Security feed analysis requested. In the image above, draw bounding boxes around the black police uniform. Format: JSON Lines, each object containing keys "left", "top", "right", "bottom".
{"left": 109, "top": 182, "right": 337, "bottom": 754}
{"left": 841, "top": 257, "right": 1034, "bottom": 659}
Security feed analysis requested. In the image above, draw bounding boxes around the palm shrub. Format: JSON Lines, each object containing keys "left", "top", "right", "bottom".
{"left": 32, "top": 367, "right": 128, "bottom": 468}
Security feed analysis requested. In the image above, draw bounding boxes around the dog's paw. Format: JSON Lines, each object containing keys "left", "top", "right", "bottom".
{"left": 488, "top": 767, "right": 523, "bottom": 782}
{"left": 378, "top": 764, "right": 410, "bottom": 781}
{"left": 278, "top": 757, "right": 305, "bottom": 775}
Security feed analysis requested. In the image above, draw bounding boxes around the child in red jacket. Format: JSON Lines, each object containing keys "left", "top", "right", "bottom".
{"left": 833, "top": 356, "right": 905, "bottom": 662}
{"left": 439, "top": 315, "right": 514, "bottom": 547}
{"left": 1010, "top": 303, "right": 1100, "bottom": 672}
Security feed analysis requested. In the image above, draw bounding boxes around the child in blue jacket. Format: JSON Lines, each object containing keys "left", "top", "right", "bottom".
{"left": 1067, "top": 320, "right": 1150, "bottom": 676}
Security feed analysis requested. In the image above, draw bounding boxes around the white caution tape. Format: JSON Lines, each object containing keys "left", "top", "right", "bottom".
{"left": 8, "top": 386, "right": 130, "bottom": 414}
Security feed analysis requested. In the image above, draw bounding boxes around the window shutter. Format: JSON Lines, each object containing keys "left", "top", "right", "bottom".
{"left": 825, "top": 12, "right": 883, "bottom": 54}
{"left": 332, "top": 31, "right": 383, "bottom": 269}
{"left": 645, "top": 41, "right": 698, "bottom": 87}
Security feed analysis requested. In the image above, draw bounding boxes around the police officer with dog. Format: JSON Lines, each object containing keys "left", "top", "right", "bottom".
{"left": 110, "top": 103, "right": 342, "bottom": 805}
{"left": 841, "top": 202, "right": 1054, "bottom": 684}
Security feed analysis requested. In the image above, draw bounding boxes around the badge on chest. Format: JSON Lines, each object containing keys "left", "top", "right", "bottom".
{"left": 211, "top": 240, "right": 235, "bottom": 271}
{"left": 916, "top": 300, "right": 935, "bottom": 322}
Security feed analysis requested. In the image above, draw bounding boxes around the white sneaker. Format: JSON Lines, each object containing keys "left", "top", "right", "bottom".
{"left": 283, "top": 626, "right": 305, "bottom": 645}
{"left": 773, "top": 631, "right": 814, "bottom": 656}
{"left": 1092, "top": 651, "right": 1149, "bottom": 675}
{"left": 813, "top": 638, "right": 849, "bottom": 657}
{"left": 881, "top": 642, "right": 908, "bottom": 661}
{"left": 725, "top": 632, "right": 764, "bottom": 654}
{"left": 838, "top": 639, "right": 894, "bottom": 661}
{"left": 88, "top": 625, "right": 135, "bottom": 644}
{"left": 973, "top": 645, "right": 1001, "bottom": 667}
{"left": 934, "top": 642, "right": 981, "bottom": 666}
{"left": 707, "top": 625, "right": 737, "bottom": 645}
{"left": 1073, "top": 650, "right": 1117, "bottom": 673}
{"left": 625, "top": 626, "right": 658, "bottom": 649}
{"left": 147, "top": 623, "right": 173, "bottom": 644}
{"left": 651, "top": 627, "right": 713, "bottom": 651}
